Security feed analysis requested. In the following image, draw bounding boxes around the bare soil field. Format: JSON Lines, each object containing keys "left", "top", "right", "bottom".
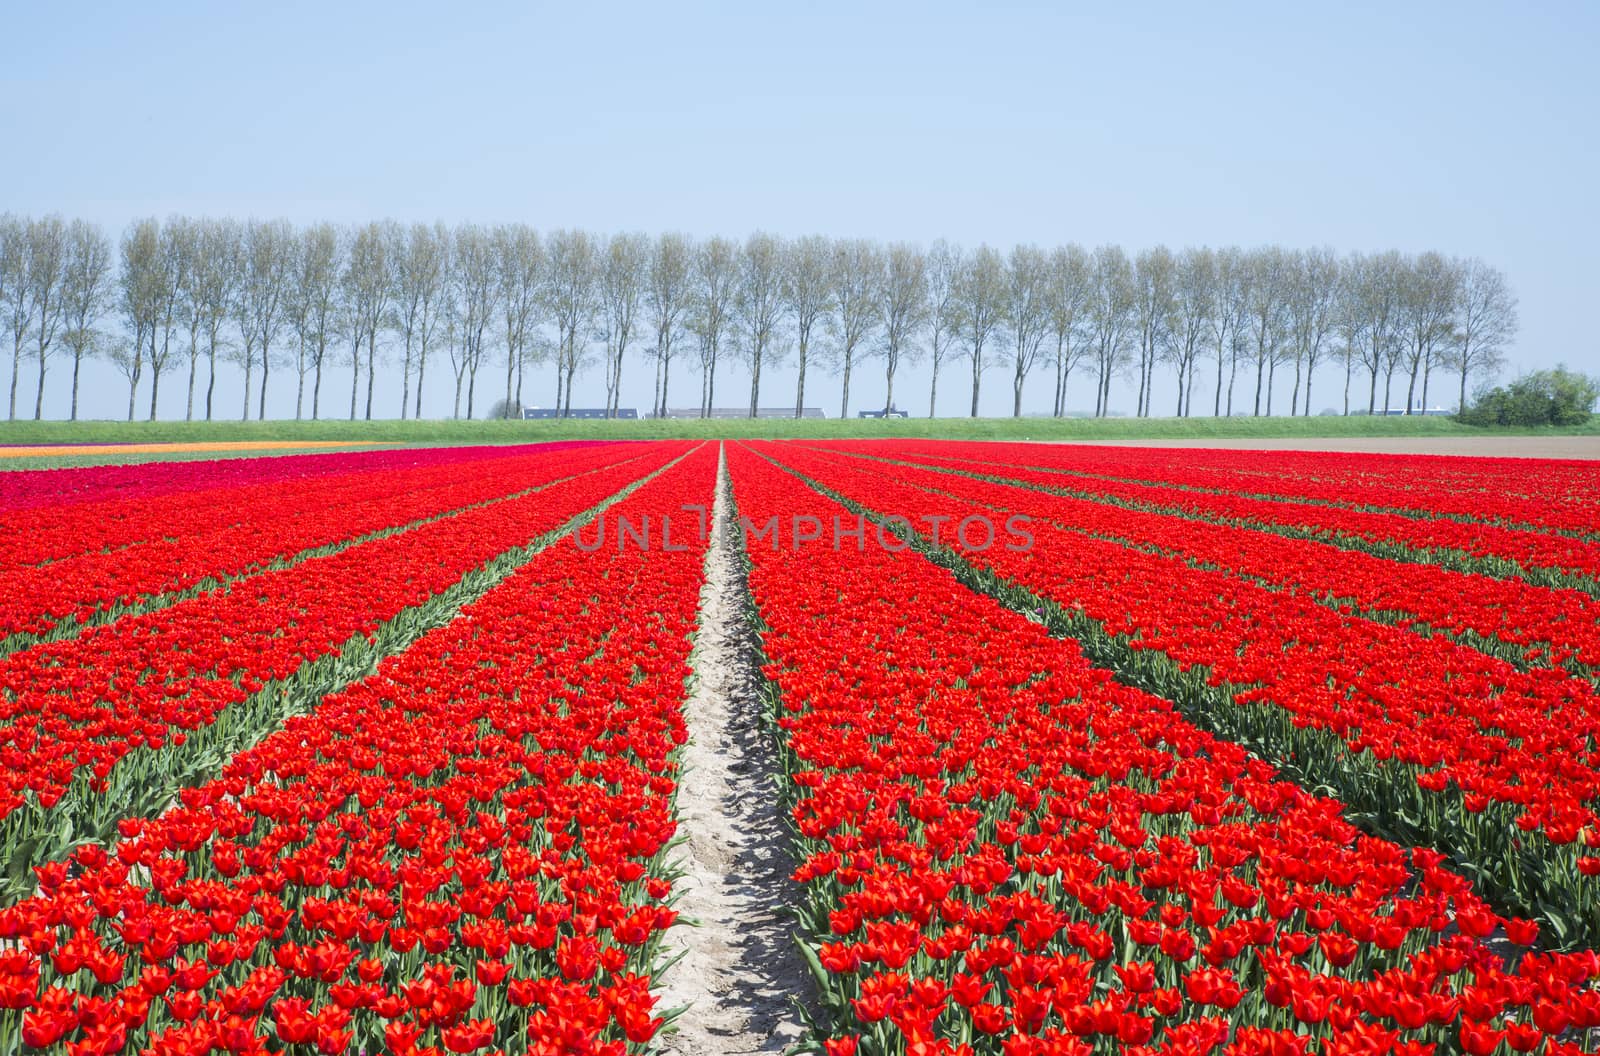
{"left": 1045, "top": 435, "right": 1600, "bottom": 460}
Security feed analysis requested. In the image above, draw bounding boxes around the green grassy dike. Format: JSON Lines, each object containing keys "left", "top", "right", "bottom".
{"left": 3, "top": 413, "right": 1596, "bottom": 445}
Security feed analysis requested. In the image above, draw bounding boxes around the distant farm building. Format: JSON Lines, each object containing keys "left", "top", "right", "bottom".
{"left": 858, "top": 407, "right": 911, "bottom": 419}
{"left": 659, "top": 407, "right": 826, "bottom": 420}
{"left": 522, "top": 407, "right": 638, "bottom": 420}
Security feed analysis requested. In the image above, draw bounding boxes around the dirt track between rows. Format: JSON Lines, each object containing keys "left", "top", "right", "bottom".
{"left": 1042, "top": 436, "right": 1600, "bottom": 460}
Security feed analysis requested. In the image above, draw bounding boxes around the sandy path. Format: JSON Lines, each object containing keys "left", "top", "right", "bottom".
{"left": 1037, "top": 435, "right": 1600, "bottom": 460}
{"left": 654, "top": 445, "right": 813, "bottom": 1054}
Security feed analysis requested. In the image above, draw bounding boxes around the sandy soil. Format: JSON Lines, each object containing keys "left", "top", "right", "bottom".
{"left": 1041, "top": 435, "right": 1600, "bottom": 460}
{"left": 654, "top": 446, "right": 813, "bottom": 1055}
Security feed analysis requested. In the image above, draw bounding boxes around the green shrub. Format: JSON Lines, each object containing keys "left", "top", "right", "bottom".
{"left": 1460, "top": 366, "right": 1600, "bottom": 427}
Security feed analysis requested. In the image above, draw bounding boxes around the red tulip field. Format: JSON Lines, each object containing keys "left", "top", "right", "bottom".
{"left": 2, "top": 438, "right": 1599, "bottom": 1055}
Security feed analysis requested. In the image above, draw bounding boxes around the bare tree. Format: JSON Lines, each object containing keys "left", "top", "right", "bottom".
{"left": 925, "top": 240, "right": 963, "bottom": 417}
{"left": 20, "top": 216, "right": 68, "bottom": 420}
{"left": 1045, "top": 244, "right": 1091, "bottom": 417}
{"left": 1349, "top": 250, "right": 1404, "bottom": 414}
{"left": 830, "top": 239, "right": 883, "bottom": 419}
{"left": 689, "top": 236, "right": 737, "bottom": 417}
{"left": 1167, "top": 247, "right": 1214, "bottom": 416}
{"left": 171, "top": 217, "right": 211, "bottom": 422}
{"left": 138, "top": 217, "right": 194, "bottom": 420}
{"left": 452, "top": 223, "right": 500, "bottom": 418}
{"left": 415, "top": 223, "right": 450, "bottom": 418}
{"left": 0, "top": 217, "right": 19, "bottom": 409}
{"left": 955, "top": 245, "right": 1005, "bottom": 417}
{"left": 735, "top": 232, "right": 787, "bottom": 418}
{"left": 340, "top": 221, "right": 392, "bottom": 420}
{"left": 57, "top": 219, "right": 114, "bottom": 422}
{"left": 543, "top": 229, "right": 595, "bottom": 416}
{"left": 875, "top": 242, "right": 927, "bottom": 415}
{"left": 116, "top": 219, "right": 163, "bottom": 420}
{"left": 1208, "top": 246, "right": 1246, "bottom": 416}
{"left": 1282, "top": 247, "right": 1340, "bottom": 415}
{"left": 1333, "top": 273, "right": 1367, "bottom": 417}
{"left": 1132, "top": 246, "right": 1175, "bottom": 418}
{"left": 287, "top": 223, "right": 340, "bottom": 420}
{"left": 1397, "top": 251, "right": 1460, "bottom": 413}
{"left": 777, "top": 235, "right": 834, "bottom": 418}
{"left": 1005, "top": 244, "right": 1050, "bottom": 417}
{"left": 389, "top": 223, "right": 446, "bottom": 419}
{"left": 494, "top": 223, "right": 543, "bottom": 417}
{"left": 3, "top": 216, "right": 37, "bottom": 421}
{"left": 1448, "top": 258, "right": 1517, "bottom": 414}
{"left": 644, "top": 233, "right": 692, "bottom": 417}
{"left": 193, "top": 219, "right": 240, "bottom": 421}
{"left": 234, "top": 219, "right": 293, "bottom": 421}
{"left": 1241, "top": 246, "right": 1289, "bottom": 416}
{"left": 1087, "top": 245, "right": 1135, "bottom": 417}
{"left": 292, "top": 222, "right": 339, "bottom": 416}
{"left": 598, "top": 232, "right": 647, "bottom": 417}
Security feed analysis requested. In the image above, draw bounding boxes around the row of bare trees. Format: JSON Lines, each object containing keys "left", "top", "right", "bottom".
{"left": 1, "top": 214, "right": 1520, "bottom": 420}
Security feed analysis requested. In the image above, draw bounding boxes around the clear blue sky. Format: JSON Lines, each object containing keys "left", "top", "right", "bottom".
{"left": 4, "top": 1, "right": 1595, "bottom": 420}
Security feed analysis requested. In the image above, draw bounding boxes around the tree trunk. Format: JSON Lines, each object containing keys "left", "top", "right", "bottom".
{"left": 149, "top": 367, "right": 161, "bottom": 421}
{"left": 242, "top": 356, "right": 252, "bottom": 422}
{"left": 928, "top": 365, "right": 938, "bottom": 419}
{"left": 795, "top": 333, "right": 808, "bottom": 418}
{"left": 206, "top": 340, "right": 217, "bottom": 421}
{"left": 7, "top": 344, "right": 19, "bottom": 420}
{"left": 1053, "top": 341, "right": 1066, "bottom": 417}
{"left": 415, "top": 347, "right": 426, "bottom": 420}
{"left": 968, "top": 347, "right": 980, "bottom": 418}
{"left": 365, "top": 331, "right": 377, "bottom": 420}
{"left": 885, "top": 356, "right": 897, "bottom": 416}
{"left": 1405, "top": 360, "right": 1419, "bottom": 415}
{"left": 70, "top": 351, "right": 83, "bottom": 421}
{"left": 401, "top": 338, "right": 414, "bottom": 420}
{"left": 33, "top": 352, "right": 46, "bottom": 421}
{"left": 840, "top": 350, "right": 853, "bottom": 420}
{"left": 313, "top": 355, "right": 324, "bottom": 420}
{"left": 258, "top": 339, "right": 269, "bottom": 421}
{"left": 749, "top": 350, "right": 762, "bottom": 418}
{"left": 186, "top": 352, "right": 198, "bottom": 422}
{"left": 1458, "top": 367, "right": 1468, "bottom": 416}
{"left": 1226, "top": 349, "right": 1237, "bottom": 416}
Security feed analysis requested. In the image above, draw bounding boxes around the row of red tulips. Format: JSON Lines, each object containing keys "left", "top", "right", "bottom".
{"left": 852, "top": 442, "right": 1600, "bottom": 588}
{"left": 869, "top": 442, "right": 1600, "bottom": 537}
{"left": 727, "top": 443, "right": 1600, "bottom": 1055}
{"left": 810, "top": 444, "right": 1600, "bottom": 675}
{"left": 0, "top": 444, "right": 601, "bottom": 566}
{"left": 0, "top": 445, "right": 639, "bottom": 643}
{"left": 0, "top": 443, "right": 717, "bottom": 1056}
{"left": 759, "top": 444, "right": 1600, "bottom": 948}
{"left": 0, "top": 444, "right": 589, "bottom": 515}
{"left": 0, "top": 444, "right": 688, "bottom": 896}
